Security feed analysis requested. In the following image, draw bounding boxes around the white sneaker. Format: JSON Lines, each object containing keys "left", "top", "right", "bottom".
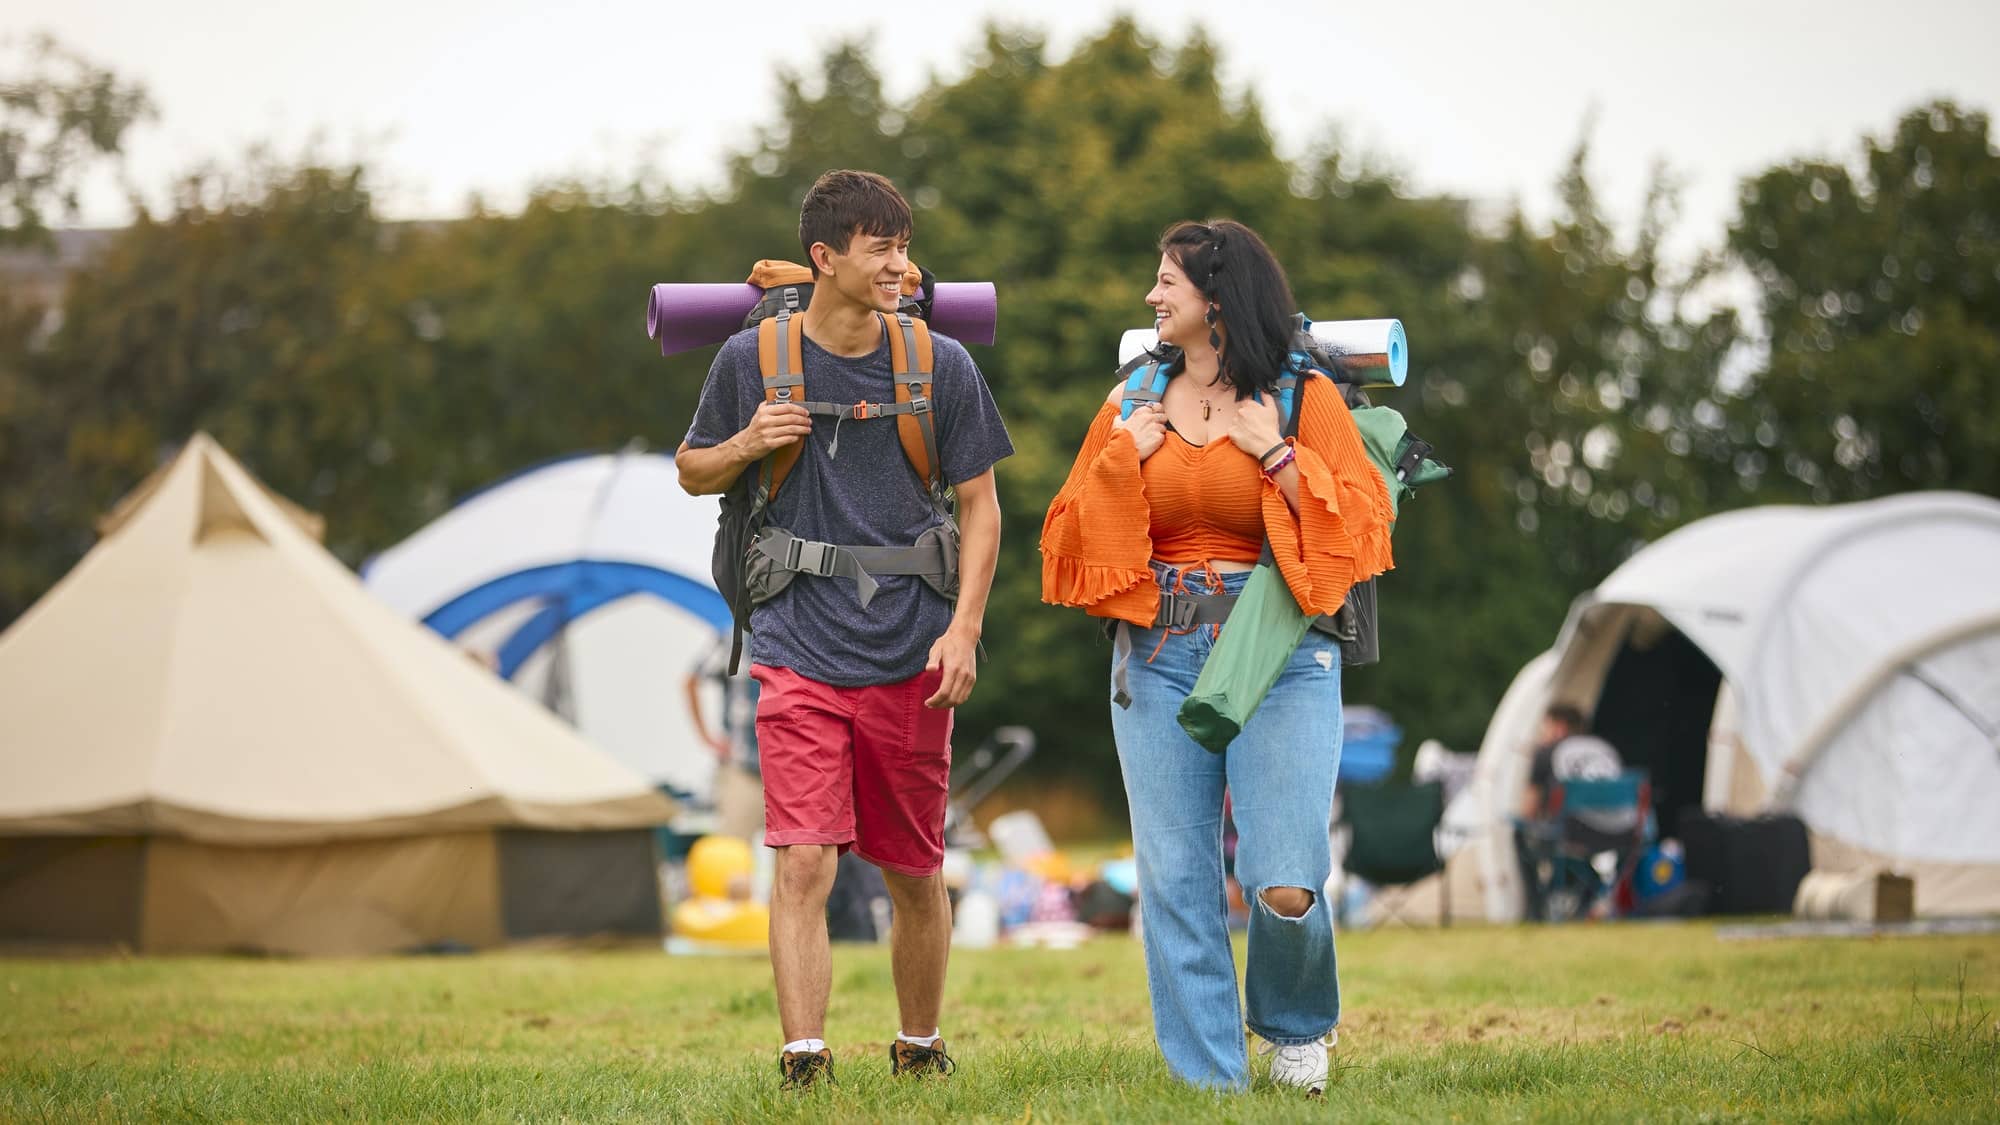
{"left": 1261, "top": 1030, "right": 1336, "bottom": 1095}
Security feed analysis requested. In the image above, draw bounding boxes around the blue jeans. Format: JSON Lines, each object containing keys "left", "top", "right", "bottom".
{"left": 1111, "top": 563, "right": 1344, "bottom": 1089}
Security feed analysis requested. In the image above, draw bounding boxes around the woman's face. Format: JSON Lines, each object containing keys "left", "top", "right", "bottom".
{"left": 1145, "top": 252, "right": 1209, "bottom": 351}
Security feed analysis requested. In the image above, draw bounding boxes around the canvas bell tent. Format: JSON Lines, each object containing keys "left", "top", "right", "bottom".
{"left": 0, "top": 436, "right": 675, "bottom": 954}
{"left": 1426, "top": 492, "right": 2000, "bottom": 922}
{"left": 362, "top": 450, "right": 730, "bottom": 805}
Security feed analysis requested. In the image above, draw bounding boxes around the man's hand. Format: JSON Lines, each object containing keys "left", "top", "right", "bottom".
{"left": 923, "top": 626, "right": 978, "bottom": 709}
{"left": 736, "top": 400, "right": 814, "bottom": 459}
{"left": 676, "top": 401, "right": 815, "bottom": 496}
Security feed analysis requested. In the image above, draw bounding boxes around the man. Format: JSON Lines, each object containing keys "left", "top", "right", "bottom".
{"left": 676, "top": 169, "right": 1012, "bottom": 1090}
{"left": 1516, "top": 703, "right": 1635, "bottom": 919}
{"left": 685, "top": 636, "right": 763, "bottom": 843}
{"left": 1520, "top": 704, "right": 1629, "bottom": 828}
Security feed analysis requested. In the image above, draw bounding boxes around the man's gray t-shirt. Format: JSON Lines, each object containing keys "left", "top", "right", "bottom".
{"left": 684, "top": 323, "right": 1013, "bottom": 687}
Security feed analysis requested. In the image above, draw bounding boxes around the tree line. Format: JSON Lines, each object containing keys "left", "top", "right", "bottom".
{"left": 3, "top": 21, "right": 1994, "bottom": 803}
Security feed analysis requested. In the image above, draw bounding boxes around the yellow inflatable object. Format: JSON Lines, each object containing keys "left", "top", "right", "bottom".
{"left": 671, "top": 897, "right": 770, "bottom": 950}
{"left": 1021, "top": 851, "right": 1072, "bottom": 885}
{"left": 686, "top": 834, "right": 754, "bottom": 899}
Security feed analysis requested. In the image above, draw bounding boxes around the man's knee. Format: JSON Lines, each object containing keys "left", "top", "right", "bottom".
{"left": 773, "top": 845, "right": 838, "bottom": 901}
{"left": 880, "top": 868, "right": 946, "bottom": 909}
{"left": 1259, "top": 885, "right": 1315, "bottom": 918}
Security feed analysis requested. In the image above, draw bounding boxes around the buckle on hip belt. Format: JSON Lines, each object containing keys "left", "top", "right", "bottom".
{"left": 1160, "top": 593, "right": 1200, "bottom": 631}
{"left": 785, "top": 538, "right": 839, "bottom": 578}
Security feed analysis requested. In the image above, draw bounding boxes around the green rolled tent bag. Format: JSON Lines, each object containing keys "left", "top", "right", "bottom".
{"left": 1175, "top": 406, "right": 1450, "bottom": 753}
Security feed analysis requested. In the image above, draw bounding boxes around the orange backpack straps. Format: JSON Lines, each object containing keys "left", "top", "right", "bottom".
{"left": 882, "top": 311, "right": 943, "bottom": 496}
{"left": 755, "top": 308, "right": 809, "bottom": 500}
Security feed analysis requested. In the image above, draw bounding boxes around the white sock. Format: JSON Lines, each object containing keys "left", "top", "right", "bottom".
{"left": 782, "top": 1038, "right": 826, "bottom": 1054}
{"left": 898, "top": 1031, "right": 941, "bottom": 1047}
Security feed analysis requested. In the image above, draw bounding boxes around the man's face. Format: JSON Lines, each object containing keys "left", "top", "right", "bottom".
{"left": 816, "top": 229, "right": 910, "bottom": 313}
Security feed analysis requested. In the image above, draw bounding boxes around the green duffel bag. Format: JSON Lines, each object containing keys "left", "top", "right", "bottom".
{"left": 1175, "top": 562, "right": 1317, "bottom": 753}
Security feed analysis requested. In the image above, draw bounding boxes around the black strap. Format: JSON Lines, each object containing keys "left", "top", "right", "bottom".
{"left": 1157, "top": 590, "right": 1238, "bottom": 630}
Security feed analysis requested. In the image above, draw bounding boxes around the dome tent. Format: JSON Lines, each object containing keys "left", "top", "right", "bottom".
{"left": 1427, "top": 492, "right": 2000, "bottom": 922}
{"left": 0, "top": 436, "right": 675, "bottom": 954}
{"left": 362, "top": 450, "right": 730, "bottom": 804}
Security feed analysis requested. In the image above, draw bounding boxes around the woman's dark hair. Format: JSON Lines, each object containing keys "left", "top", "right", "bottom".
{"left": 1159, "top": 219, "right": 1297, "bottom": 397}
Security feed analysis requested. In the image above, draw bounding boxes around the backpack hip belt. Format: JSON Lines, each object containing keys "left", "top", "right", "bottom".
{"left": 1158, "top": 590, "right": 1238, "bottom": 630}
{"left": 748, "top": 526, "right": 959, "bottom": 610}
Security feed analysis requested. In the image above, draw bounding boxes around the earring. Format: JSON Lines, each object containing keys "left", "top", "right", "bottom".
{"left": 1206, "top": 305, "right": 1221, "bottom": 354}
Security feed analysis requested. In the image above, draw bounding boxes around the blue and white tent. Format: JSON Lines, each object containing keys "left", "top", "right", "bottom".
{"left": 364, "top": 450, "right": 729, "bottom": 802}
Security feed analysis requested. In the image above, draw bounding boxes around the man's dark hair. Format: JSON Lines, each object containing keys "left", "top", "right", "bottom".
{"left": 798, "top": 170, "right": 913, "bottom": 275}
{"left": 1545, "top": 703, "right": 1589, "bottom": 733}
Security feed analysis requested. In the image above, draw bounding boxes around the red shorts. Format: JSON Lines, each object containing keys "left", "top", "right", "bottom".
{"left": 750, "top": 664, "right": 954, "bottom": 877}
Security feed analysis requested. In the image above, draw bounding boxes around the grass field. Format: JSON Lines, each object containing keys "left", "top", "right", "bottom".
{"left": 4, "top": 922, "right": 1996, "bottom": 1123}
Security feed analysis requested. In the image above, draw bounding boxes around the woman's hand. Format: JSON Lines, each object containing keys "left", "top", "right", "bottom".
{"left": 1113, "top": 402, "right": 1168, "bottom": 461}
{"left": 1228, "top": 394, "right": 1283, "bottom": 461}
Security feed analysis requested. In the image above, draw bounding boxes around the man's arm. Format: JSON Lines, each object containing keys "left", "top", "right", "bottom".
{"left": 923, "top": 467, "right": 1000, "bottom": 709}
{"left": 1520, "top": 746, "right": 1554, "bottom": 820}
{"left": 675, "top": 401, "right": 813, "bottom": 495}
{"left": 1519, "top": 782, "right": 1545, "bottom": 822}
{"left": 685, "top": 669, "right": 729, "bottom": 759}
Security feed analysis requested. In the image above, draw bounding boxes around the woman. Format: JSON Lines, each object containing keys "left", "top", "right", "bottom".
{"left": 1040, "top": 220, "right": 1393, "bottom": 1093}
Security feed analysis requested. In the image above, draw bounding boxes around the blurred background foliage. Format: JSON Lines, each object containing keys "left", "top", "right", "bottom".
{"left": 3, "top": 18, "right": 1994, "bottom": 810}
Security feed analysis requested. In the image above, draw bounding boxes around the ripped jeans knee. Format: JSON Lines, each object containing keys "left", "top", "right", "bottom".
{"left": 1256, "top": 884, "right": 1317, "bottom": 920}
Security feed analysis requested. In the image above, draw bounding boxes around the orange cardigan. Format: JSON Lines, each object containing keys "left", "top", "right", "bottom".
{"left": 1039, "top": 375, "right": 1395, "bottom": 626}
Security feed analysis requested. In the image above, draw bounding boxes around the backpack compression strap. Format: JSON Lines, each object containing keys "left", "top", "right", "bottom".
{"left": 755, "top": 307, "right": 810, "bottom": 500}
{"left": 882, "top": 311, "right": 944, "bottom": 498}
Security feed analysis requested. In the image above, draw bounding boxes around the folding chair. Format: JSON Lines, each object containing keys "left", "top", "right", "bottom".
{"left": 1531, "top": 770, "right": 1652, "bottom": 922}
{"left": 1338, "top": 780, "right": 1449, "bottom": 926}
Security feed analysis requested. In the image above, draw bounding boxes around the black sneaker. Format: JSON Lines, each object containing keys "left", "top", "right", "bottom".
{"left": 889, "top": 1038, "right": 956, "bottom": 1077}
{"left": 779, "top": 1047, "right": 836, "bottom": 1089}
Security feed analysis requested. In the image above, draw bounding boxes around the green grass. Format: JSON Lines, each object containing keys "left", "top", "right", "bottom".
{"left": 4, "top": 923, "right": 1996, "bottom": 1122}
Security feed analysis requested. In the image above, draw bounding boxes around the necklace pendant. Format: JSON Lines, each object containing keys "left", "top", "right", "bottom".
{"left": 1202, "top": 400, "right": 1211, "bottom": 421}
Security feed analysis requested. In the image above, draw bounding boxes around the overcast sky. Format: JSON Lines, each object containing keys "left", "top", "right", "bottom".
{"left": 11, "top": 0, "right": 1999, "bottom": 264}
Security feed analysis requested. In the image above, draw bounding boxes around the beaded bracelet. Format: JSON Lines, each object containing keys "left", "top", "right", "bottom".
{"left": 1260, "top": 446, "right": 1296, "bottom": 477}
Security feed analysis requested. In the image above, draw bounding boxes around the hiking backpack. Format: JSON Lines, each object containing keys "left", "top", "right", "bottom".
{"left": 710, "top": 262, "right": 960, "bottom": 673}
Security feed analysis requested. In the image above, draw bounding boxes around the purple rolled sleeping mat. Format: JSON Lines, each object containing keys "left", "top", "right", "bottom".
{"left": 646, "top": 280, "right": 998, "bottom": 357}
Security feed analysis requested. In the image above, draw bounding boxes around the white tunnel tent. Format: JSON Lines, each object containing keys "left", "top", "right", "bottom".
{"left": 1434, "top": 492, "right": 2000, "bottom": 921}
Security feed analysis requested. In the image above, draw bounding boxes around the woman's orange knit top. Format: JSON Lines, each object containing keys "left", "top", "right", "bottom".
{"left": 1039, "top": 375, "right": 1395, "bottom": 627}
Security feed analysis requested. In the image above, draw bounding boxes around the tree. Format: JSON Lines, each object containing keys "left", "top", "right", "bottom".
{"left": 32, "top": 21, "right": 1926, "bottom": 814}
{"left": 0, "top": 33, "right": 153, "bottom": 248}
{"left": 1728, "top": 101, "right": 2000, "bottom": 501}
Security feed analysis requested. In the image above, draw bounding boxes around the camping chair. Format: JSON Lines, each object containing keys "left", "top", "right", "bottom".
{"left": 1528, "top": 770, "right": 1653, "bottom": 922}
{"left": 1338, "top": 780, "right": 1449, "bottom": 927}
{"left": 941, "top": 726, "right": 1036, "bottom": 849}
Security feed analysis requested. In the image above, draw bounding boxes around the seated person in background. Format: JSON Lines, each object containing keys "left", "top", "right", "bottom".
{"left": 1516, "top": 704, "right": 1637, "bottom": 918}
{"left": 1521, "top": 703, "right": 1633, "bottom": 833}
